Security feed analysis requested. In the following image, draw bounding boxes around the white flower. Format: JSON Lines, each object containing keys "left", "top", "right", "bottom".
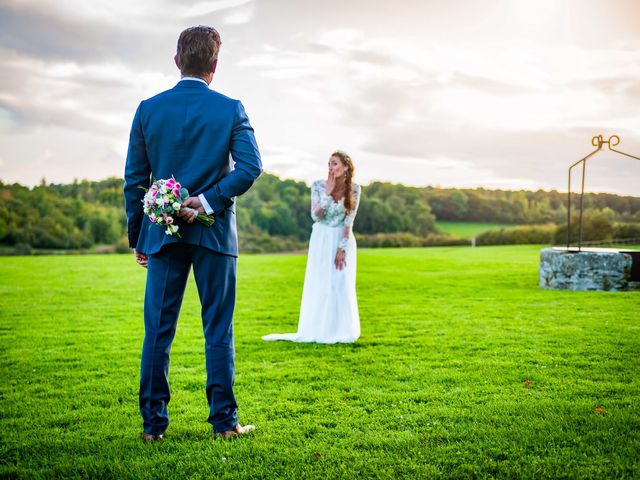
{"left": 172, "top": 202, "right": 181, "bottom": 211}
{"left": 165, "top": 224, "right": 179, "bottom": 235}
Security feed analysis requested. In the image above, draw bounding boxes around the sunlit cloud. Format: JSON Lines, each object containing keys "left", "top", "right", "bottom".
{"left": 223, "top": 3, "right": 254, "bottom": 24}
{"left": 261, "top": 145, "right": 318, "bottom": 180}
{"left": 233, "top": 22, "right": 640, "bottom": 194}
{"left": 182, "top": 0, "right": 253, "bottom": 18}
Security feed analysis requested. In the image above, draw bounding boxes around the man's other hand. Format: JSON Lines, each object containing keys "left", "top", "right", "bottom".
{"left": 134, "top": 249, "right": 148, "bottom": 268}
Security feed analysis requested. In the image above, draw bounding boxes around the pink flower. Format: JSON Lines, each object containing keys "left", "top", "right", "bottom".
{"left": 149, "top": 214, "right": 156, "bottom": 222}
{"left": 151, "top": 190, "right": 158, "bottom": 197}
{"left": 173, "top": 188, "right": 181, "bottom": 197}
{"left": 166, "top": 216, "right": 174, "bottom": 224}
{"left": 166, "top": 178, "right": 176, "bottom": 188}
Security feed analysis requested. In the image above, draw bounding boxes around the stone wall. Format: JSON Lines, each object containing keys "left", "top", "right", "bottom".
{"left": 539, "top": 248, "right": 640, "bottom": 291}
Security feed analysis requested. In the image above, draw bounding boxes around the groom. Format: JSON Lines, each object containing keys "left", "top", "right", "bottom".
{"left": 124, "top": 26, "right": 262, "bottom": 442}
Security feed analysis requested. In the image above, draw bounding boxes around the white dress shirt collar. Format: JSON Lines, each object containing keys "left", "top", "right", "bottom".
{"left": 181, "top": 76, "right": 209, "bottom": 86}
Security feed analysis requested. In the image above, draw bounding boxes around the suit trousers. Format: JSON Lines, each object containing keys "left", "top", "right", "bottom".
{"left": 139, "top": 243, "right": 238, "bottom": 435}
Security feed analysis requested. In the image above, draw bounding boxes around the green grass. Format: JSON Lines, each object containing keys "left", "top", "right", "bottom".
{"left": 1, "top": 246, "right": 639, "bottom": 479}
{"left": 436, "top": 221, "right": 516, "bottom": 238}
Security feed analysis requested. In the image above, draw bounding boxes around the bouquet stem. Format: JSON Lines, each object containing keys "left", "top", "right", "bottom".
{"left": 195, "top": 213, "right": 215, "bottom": 227}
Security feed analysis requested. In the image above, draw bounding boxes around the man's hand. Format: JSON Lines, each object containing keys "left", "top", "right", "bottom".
{"left": 134, "top": 249, "right": 148, "bottom": 269}
{"left": 177, "top": 206, "right": 199, "bottom": 223}
{"left": 335, "top": 248, "right": 346, "bottom": 270}
{"left": 182, "top": 196, "right": 206, "bottom": 213}
{"left": 178, "top": 197, "right": 206, "bottom": 223}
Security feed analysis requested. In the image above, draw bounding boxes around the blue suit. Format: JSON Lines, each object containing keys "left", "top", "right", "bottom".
{"left": 124, "top": 79, "right": 262, "bottom": 435}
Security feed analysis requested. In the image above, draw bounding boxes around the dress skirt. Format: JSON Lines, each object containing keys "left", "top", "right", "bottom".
{"left": 262, "top": 222, "right": 360, "bottom": 343}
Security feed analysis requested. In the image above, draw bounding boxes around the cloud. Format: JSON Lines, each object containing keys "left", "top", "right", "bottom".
{"left": 181, "top": 0, "right": 253, "bottom": 18}
{"left": 347, "top": 49, "right": 394, "bottom": 67}
{"left": 223, "top": 3, "right": 254, "bottom": 24}
{"left": 0, "top": 46, "right": 176, "bottom": 134}
{"left": 260, "top": 145, "right": 318, "bottom": 180}
{"left": 0, "top": 2, "right": 153, "bottom": 62}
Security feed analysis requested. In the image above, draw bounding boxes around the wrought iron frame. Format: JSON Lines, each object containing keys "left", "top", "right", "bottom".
{"left": 567, "top": 135, "right": 640, "bottom": 250}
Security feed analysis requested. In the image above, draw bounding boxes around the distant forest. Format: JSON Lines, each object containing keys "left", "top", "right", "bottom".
{"left": 1, "top": 174, "right": 639, "bottom": 254}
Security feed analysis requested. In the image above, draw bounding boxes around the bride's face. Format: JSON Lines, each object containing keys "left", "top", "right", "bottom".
{"left": 328, "top": 155, "right": 346, "bottom": 178}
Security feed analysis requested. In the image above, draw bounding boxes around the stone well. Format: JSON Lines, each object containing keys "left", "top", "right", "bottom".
{"left": 539, "top": 247, "right": 640, "bottom": 291}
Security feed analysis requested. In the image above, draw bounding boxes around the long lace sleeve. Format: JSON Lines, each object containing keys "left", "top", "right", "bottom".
{"left": 338, "top": 184, "right": 361, "bottom": 250}
{"left": 310, "top": 180, "right": 330, "bottom": 221}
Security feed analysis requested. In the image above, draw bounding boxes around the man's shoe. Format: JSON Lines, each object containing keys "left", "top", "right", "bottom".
{"left": 141, "top": 432, "right": 165, "bottom": 443}
{"left": 215, "top": 424, "right": 255, "bottom": 440}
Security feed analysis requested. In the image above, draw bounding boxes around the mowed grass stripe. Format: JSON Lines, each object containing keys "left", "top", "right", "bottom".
{"left": 435, "top": 222, "right": 516, "bottom": 238}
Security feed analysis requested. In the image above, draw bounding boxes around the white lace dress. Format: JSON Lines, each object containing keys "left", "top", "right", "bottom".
{"left": 263, "top": 180, "right": 361, "bottom": 343}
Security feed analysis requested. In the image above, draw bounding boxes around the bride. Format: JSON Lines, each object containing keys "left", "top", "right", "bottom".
{"left": 263, "top": 150, "right": 361, "bottom": 343}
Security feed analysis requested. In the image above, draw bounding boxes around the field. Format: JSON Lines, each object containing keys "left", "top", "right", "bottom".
{"left": 436, "top": 221, "right": 515, "bottom": 238}
{"left": 1, "top": 246, "right": 639, "bottom": 479}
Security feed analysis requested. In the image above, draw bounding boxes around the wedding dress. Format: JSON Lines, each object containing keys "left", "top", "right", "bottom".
{"left": 263, "top": 180, "right": 361, "bottom": 343}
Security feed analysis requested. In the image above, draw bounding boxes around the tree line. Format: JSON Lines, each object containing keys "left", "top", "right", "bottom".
{"left": 0, "top": 174, "right": 638, "bottom": 254}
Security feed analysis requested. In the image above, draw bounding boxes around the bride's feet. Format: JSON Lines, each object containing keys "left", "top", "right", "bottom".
{"left": 214, "top": 424, "right": 256, "bottom": 440}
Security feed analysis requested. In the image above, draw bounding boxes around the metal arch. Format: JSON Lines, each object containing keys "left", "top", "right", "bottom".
{"left": 567, "top": 135, "right": 640, "bottom": 251}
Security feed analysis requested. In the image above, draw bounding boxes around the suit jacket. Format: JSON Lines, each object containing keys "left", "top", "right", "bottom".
{"left": 124, "top": 79, "right": 262, "bottom": 256}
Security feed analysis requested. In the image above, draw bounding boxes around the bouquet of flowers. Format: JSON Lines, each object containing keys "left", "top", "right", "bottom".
{"left": 141, "top": 177, "right": 214, "bottom": 237}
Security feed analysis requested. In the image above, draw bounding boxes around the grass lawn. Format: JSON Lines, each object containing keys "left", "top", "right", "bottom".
{"left": 436, "top": 221, "right": 516, "bottom": 238}
{"left": 1, "top": 246, "right": 639, "bottom": 479}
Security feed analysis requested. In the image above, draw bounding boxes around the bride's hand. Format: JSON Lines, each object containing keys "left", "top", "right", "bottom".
{"left": 326, "top": 170, "right": 336, "bottom": 195}
{"left": 335, "top": 248, "right": 346, "bottom": 270}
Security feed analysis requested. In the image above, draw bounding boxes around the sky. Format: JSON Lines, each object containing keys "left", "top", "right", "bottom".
{"left": 1, "top": 0, "right": 639, "bottom": 195}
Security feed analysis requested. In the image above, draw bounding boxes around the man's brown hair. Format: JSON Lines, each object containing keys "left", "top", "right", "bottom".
{"left": 176, "top": 26, "right": 222, "bottom": 77}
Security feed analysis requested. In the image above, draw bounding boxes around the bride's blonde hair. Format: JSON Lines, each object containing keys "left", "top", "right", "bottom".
{"left": 331, "top": 150, "right": 355, "bottom": 215}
